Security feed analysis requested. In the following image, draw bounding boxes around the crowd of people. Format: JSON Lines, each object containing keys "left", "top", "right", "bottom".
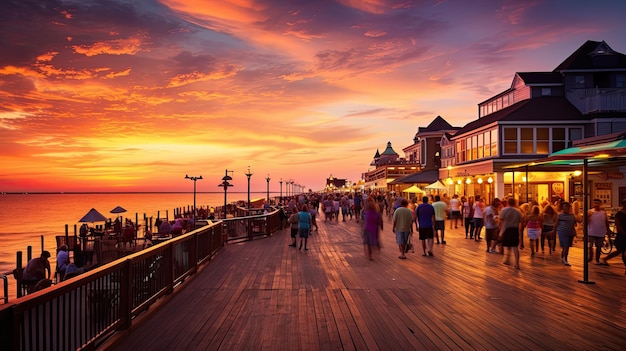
{"left": 275, "top": 190, "right": 626, "bottom": 276}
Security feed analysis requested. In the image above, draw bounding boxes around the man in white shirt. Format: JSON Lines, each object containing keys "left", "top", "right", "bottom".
{"left": 587, "top": 199, "right": 610, "bottom": 265}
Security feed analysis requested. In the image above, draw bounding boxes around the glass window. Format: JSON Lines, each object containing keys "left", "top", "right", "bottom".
{"left": 477, "top": 133, "right": 484, "bottom": 159}
{"left": 536, "top": 128, "right": 549, "bottom": 154}
{"left": 617, "top": 74, "right": 625, "bottom": 88}
{"left": 521, "top": 128, "right": 533, "bottom": 154}
{"left": 575, "top": 76, "right": 585, "bottom": 88}
{"left": 541, "top": 88, "right": 551, "bottom": 96}
{"left": 491, "top": 129, "right": 498, "bottom": 156}
{"left": 483, "top": 132, "right": 490, "bottom": 157}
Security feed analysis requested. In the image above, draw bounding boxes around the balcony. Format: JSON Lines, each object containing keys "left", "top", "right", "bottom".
{"left": 567, "top": 88, "right": 626, "bottom": 114}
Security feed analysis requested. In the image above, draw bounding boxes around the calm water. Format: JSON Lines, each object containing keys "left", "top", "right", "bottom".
{"left": 0, "top": 192, "right": 269, "bottom": 275}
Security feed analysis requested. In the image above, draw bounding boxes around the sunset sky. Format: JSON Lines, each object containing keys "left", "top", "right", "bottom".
{"left": 1, "top": 0, "right": 625, "bottom": 193}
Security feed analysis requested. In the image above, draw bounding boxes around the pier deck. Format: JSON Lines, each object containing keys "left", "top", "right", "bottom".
{"left": 110, "top": 214, "right": 626, "bottom": 350}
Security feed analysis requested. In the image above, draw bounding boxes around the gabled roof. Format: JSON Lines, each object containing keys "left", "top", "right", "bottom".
{"left": 380, "top": 141, "right": 398, "bottom": 156}
{"left": 516, "top": 72, "right": 562, "bottom": 85}
{"left": 389, "top": 170, "right": 439, "bottom": 184}
{"left": 554, "top": 40, "right": 626, "bottom": 71}
{"left": 418, "top": 115, "right": 455, "bottom": 133}
{"left": 454, "top": 96, "right": 585, "bottom": 137}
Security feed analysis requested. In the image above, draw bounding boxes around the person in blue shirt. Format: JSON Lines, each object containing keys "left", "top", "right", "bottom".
{"left": 298, "top": 205, "right": 312, "bottom": 250}
{"left": 415, "top": 196, "right": 436, "bottom": 257}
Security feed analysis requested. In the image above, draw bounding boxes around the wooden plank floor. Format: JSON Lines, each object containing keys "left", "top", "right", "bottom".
{"left": 110, "top": 214, "right": 626, "bottom": 350}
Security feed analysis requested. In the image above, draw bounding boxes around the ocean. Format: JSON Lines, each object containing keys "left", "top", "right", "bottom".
{"left": 0, "top": 192, "right": 271, "bottom": 276}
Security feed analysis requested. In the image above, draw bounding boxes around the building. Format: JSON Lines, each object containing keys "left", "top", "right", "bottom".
{"left": 439, "top": 40, "right": 626, "bottom": 205}
{"left": 362, "top": 141, "right": 420, "bottom": 191}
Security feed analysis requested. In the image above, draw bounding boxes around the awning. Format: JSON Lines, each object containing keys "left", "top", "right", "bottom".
{"left": 402, "top": 185, "right": 424, "bottom": 194}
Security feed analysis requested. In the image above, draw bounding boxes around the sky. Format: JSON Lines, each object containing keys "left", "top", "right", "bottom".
{"left": 1, "top": 0, "right": 625, "bottom": 193}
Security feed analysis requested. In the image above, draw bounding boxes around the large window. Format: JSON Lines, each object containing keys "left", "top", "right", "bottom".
{"left": 502, "top": 126, "right": 583, "bottom": 155}
{"left": 455, "top": 128, "right": 499, "bottom": 163}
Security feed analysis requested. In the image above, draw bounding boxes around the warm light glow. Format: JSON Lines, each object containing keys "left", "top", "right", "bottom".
{"left": 457, "top": 179, "right": 462, "bottom": 185}
{"left": 447, "top": 178, "right": 453, "bottom": 185}
{"left": 487, "top": 177, "right": 493, "bottom": 183}
{"left": 477, "top": 178, "right": 483, "bottom": 184}
{"left": 465, "top": 178, "right": 471, "bottom": 184}
{"left": 573, "top": 170, "right": 582, "bottom": 176}
{"left": 522, "top": 176, "right": 527, "bottom": 182}
{"left": 594, "top": 154, "right": 610, "bottom": 158}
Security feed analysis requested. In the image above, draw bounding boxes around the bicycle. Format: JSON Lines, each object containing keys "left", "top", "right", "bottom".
{"left": 601, "top": 224, "right": 616, "bottom": 255}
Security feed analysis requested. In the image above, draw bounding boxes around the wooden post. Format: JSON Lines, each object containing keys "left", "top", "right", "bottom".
{"left": 27, "top": 246, "right": 32, "bottom": 262}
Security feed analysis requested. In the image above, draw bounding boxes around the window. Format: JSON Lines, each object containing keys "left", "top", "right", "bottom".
{"left": 491, "top": 129, "right": 498, "bottom": 156}
{"left": 520, "top": 128, "right": 533, "bottom": 154}
{"left": 541, "top": 88, "right": 551, "bottom": 96}
{"left": 477, "top": 133, "right": 484, "bottom": 159}
{"left": 483, "top": 131, "right": 490, "bottom": 157}
{"left": 552, "top": 128, "right": 566, "bottom": 152}
{"left": 617, "top": 74, "right": 625, "bottom": 88}
{"left": 504, "top": 128, "right": 518, "bottom": 154}
{"left": 536, "top": 128, "right": 549, "bottom": 154}
{"left": 575, "top": 76, "right": 585, "bottom": 88}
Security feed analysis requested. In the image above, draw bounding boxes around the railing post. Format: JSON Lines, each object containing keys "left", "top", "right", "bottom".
{"left": 164, "top": 245, "right": 174, "bottom": 295}
{"left": 190, "top": 233, "right": 198, "bottom": 274}
{"left": 118, "top": 259, "right": 132, "bottom": 330}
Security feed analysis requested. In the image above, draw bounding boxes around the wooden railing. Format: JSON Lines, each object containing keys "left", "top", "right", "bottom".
{"left": 0, "top": 209, "right": 283, "bottom": 351}
{"left": 567, "top": 88, "right": 626, "bottom": 114}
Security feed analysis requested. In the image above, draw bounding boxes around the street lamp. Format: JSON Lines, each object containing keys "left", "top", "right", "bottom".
{"left": 266, "top": 174, "right": 271, "bottom": 204}
{"left": 185, "top": 174, "right": 203, "bottom": 228}
{"left": 279, "top": 178, "right": 283, "bottom": 203}
{"left": 219, "top": 169, "right": 233, "bottom": 219}
{"left": 245, "top": 166, "right": 253, "bottom": 212}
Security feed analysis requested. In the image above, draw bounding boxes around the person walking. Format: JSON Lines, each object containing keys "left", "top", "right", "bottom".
{"left": 541, "top": 204, "right": 557, "bottom": 254}
{"left": 600, "top": 198, "right": 626, "bottom": 273}
{"left": 432, "top": 195, "right": 448, "bottom": 244}
{"left": 554, "top": 202, "right": 577, "bottom": 266}
{"left": 392, "top": 198, "right": 413, "bottom": 260}
{"left": 449, "top": 194, "right": 461, "bottom": 229}
{"left": 473, "top": 195, "right": 485, "bottom": 241}
{"left": 362, "top": 196, "right": 383, "bottom": 260}
{"left": 462, "top": 196, "right": 475, "bottom": 239}
{"left": 485, "top": 198, "right": 501, "bottom": 253}
{"left": 298, "top": 205, "right": 312, "bottom": 250}
{"left": 525, "top": 205, "right": 542, "bottom": 257}
{"left": 498, "top": 198, "right": 524, "bottom": 269}
{"left": 587, "top": 199, "right": 610, "bottom": 265}
{"left": 415, "top": 196, "right": 436, "bottom": 257}
{"left": 288, "top": 209, "right": 299, "bottom": 247}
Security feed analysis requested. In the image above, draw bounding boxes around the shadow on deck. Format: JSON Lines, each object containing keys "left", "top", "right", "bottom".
{"left": 109, "top": 214, "right": 626, "bottom": 350}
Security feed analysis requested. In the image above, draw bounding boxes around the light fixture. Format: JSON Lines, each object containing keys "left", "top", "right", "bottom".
{"left": 447, "top": 178, "right": 453, "bottom": 185}
{"left": 573, "top": 170, "right": 582, "bottom": 176}
{"left": 477, "top": 178, "right": 483, "bottom": 184}
{"left": 457, "top": 179, "right": 462, "bottom": 185}
{"left": 522, "top": 176, "right": 527, "bottom": 182}
{"left": 487, "top": 177, "right": 493, "bottom": 183}
{"left": 466, "top": 178, "right": 472, "bottom": 184}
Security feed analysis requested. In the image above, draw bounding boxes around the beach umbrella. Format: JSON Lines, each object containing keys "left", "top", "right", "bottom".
{"left": 110, "top": 205, "right": 127, "bottom": 214}
{"left": 402, "top": 185, "right": 424, "bottom": 194}
{"left": 425, "top": 180, "right": 447, "bottom": 190}
{"left": 78, "top": 208, "right": 108, "bottom": 223}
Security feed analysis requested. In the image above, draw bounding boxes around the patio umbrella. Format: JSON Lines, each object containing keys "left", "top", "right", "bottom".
{"left": 110, "top": 205, "right": 127, "bottom": 214}
{"left": 425, "top": 180, "right": 447, "bottom": 190}
{"left": 402, "top": 185, "right": 424, "bottom": 194}
{"left": 78, "top": 208, "right": 108, "bottom": 223}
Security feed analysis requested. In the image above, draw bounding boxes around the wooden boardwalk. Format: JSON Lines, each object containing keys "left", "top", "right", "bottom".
{"left": 109, "top": 214, "right": 626, "bottom": 350}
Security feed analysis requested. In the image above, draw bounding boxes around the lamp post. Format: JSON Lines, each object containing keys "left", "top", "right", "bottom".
{"left": 279, "top": 178, "right": 283, "bottom": 204}
{"left": 245, "top": 166, "right": 253, "bottom": 212}
{"left": 290, "top": 179, "right": 294, "bottom": 197}
{"left": 219, "top": 169, "right": 233, "bottom": 219}
{"left": 185, "top": 174, "right": 203, "bottom": 228}
{"left": 266, "top": 174, "right": 271, "bottom": 204}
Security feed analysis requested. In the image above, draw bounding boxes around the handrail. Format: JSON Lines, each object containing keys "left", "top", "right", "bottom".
{"left": 0, "top": 221, "right": 223, "bottom": 351}
{"left": 0, "top": 209, "right": 284, "bottom": 350}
